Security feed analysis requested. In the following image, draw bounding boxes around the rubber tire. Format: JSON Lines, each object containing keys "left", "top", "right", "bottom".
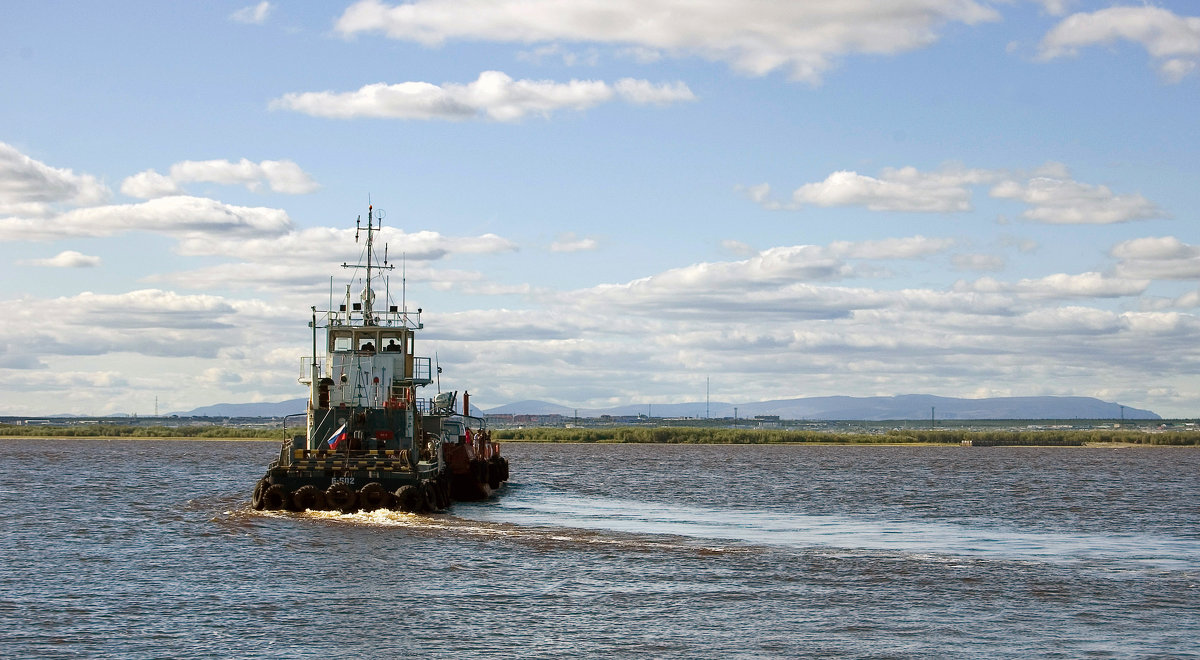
{"left": 437, "top": 478, "right": 451, "bottom": 509}
{"left": 410, "top": 481, "right": 429, "bottom": 513}
{"left": 326, "top": 482, "right": 357, "bottom": 513}
{"left": 359, "top": 482, "right": 391, "bottom": 511}
{"left": 292, "top": 484, "right": 327, "bottom": 511}
{"left": 488, "top": 457, "right": 503, "bottom": 489}
{"left": 421, "top": 481, "right": 440, "bottom": 512}
{"left": 262, "top": 484, "right": 288, "bottom": 511}
{"left": 391, "top": 486, "right": 412, "bottom": 512}
{"left": 251, "top": 479, "right": 268, "bottom": 510}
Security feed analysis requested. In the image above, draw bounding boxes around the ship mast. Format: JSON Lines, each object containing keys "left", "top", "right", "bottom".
{"left": 343, "top": 204, "right": 392, "bottom": 326}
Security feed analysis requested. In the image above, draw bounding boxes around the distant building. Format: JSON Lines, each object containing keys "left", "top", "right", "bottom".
{"left": 754, "top": 415, "right": 781, "bottom": 429}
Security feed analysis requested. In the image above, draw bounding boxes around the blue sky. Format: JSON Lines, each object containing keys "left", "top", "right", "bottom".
{"left": 2, "top": 1, "right": 1199, "bottom": 417}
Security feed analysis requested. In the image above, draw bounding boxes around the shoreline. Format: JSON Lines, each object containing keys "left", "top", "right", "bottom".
{"left": 0, "top": 435, "right": 276, "bottom": 442}
{"left": 1, "top": 436, "right": 1194, "bottom": 447}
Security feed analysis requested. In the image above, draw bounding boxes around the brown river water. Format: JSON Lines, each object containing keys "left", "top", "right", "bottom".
{"left": 1, "top": 439, "right": 1197, "bottom": 658}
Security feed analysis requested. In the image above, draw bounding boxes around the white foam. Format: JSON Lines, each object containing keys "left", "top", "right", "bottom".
{"left": 467, "top": 491, "right": 1200, "bottom": 570}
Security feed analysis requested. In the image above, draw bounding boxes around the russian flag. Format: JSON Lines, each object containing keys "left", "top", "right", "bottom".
{"left": 326, "top": 423, "right": 348, "bottom": 450}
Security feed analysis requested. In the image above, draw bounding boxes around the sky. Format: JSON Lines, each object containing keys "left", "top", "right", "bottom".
{"left": 2, "top": 1, "right": 1199, "bottom": 418}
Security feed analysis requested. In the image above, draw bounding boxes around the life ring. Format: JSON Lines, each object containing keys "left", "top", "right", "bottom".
{"left": 292, "top": 484, "right": 327, "bottom": 511}
{"left": 251, "top": 479, "right": 268, "bottom": 510}
{"left": 359, "top": 482, "right": 391, "bottom": 510}
{"left": 262, "top": 484, "right": 288, "bottom": 511}
{"left": 325, "top": 482, "right": 357, "bottom": 513}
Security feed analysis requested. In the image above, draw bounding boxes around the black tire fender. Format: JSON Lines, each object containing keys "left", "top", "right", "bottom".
{"left": 421, "top": 480, "right": 440, "bottom": 512}
{"left": 262, "top": 484, "right": 288, "bottom": 511}
{"left": 251, "top": 479, "right": 268, "bottom": 510}
{"left": 359, "top": 482, "right": 391, "bottom": 511}
{"left": 325, "top": 482, "right": 357, "bottom": 513}
{"left": 292, "top": 484, "right": 327, "bottom": 511}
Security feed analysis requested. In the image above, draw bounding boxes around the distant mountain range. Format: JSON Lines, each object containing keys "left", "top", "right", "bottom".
{"left": 181, "top": 399, "right": 312, "bottom": 418}
{"left": 175, "top": 394, "right": 1160, "bottom": 420}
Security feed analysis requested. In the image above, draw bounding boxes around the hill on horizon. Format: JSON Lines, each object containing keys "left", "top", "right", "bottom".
{"left": 171, "top": 396, "right": 1161, "bottom": 422}
{"left": 472, "top": 394, "right": 1161, "bottom": 421}
{"left": 168, "top": 394, "right": 1161, "bottom": 421}
{"left": 173, "top": 397, "right": 488, "bottom": 418}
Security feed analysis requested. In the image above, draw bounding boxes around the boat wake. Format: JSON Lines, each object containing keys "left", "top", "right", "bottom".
{"left": 233, "top": 483, "right": 1199, "bottom": 571}
{"left": 452, "top": 486, "right": 1200, "bottom": 571}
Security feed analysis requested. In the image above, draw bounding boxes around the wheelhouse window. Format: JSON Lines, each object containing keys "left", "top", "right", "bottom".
{"left": 332, "top": 333, "right": 353, "bottom": 352}
{"left": 381, "top": 334, "right": 403, "bottom": 352}
{"left": 357, "top": 333, "right": 378, "bottom": 352}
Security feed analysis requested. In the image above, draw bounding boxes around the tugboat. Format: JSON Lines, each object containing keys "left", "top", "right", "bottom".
{"left": 250, "top": 204, "right": 508, "bottom": 514}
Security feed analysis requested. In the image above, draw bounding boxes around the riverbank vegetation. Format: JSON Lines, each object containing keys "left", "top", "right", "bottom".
{"left": 2, "top": 424, "right": 1197, "bottom": 445}
{"left": 491, "top": 426, "right": 1200, "bottom": 446}
{"left": 0, "top": 424, "right": 280, "bottom": 439}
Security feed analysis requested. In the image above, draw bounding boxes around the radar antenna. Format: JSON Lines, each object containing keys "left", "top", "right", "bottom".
{"left": 342, "top": 203, "right": 394, "bottom": 325}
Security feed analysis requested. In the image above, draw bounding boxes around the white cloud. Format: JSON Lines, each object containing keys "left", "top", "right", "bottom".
{"left": 516, "top": 44, "right": 601, "bottom": 67}
{"left": 1173, "top": 289, "right": 1200, "bottom": 309}
{"left": 721, "top": 239, "right": 756, "bottom": 257}
{"left": 755, "top": 162, "right": 1164, "bottom": 224}
{"left": 173, "top": 226, "right": 516, "bottom": 261}
{"left": 827, "top": 236, "right": 956, "bottom": 260}
{"left": 1039, "top": 6, "right": 1200, "bottom": 82}
{"left": 0, "top": 289, "right": 252, "bottom": 360}
{"left": 1112, "top": 236, "right": 1200, "bottom": 280}
{"left": 1159, "top": 57, "right": 1197, "bottom": 83}
{"left": 612, "top": 78, "right": 695, "bottom": 105}
{"left": 999, "top": 234, "right": 1039, "bottom": 253}
{"left": 151, "top": 226, "right": 518, "bottom": 293}
{"left": 736, "top": 183, "right": 774, "bottom": 208}
{"left": 200, "top": 367, "right": 244, "bottom": 385}
{"left": 0, "top": 141, "right": 110, "bottom": 216}
{"left": 550, "top": 232, "right": 598, "bottom": 253}
{"left": 0, "top": 196, "right": 293, "bottom": 241}
{"left": 334, "top": 0, "right": 1000, "bottom": 84}
{"left": 270, "top": 71, "right": 694, "bottom": 121}
{"left": 781, "top": 165, "right": 997, "bottom": 213}
{"left": 1032, "top": 0, "right": 1074, "bottom": 17}
{"left": 558, "top": 236, "right": 960, "bottom": 320}
{"left": 954, "top": 272, "right": 1149, "bottom": 299}
{"left": 230, "top": 1, "right": 272, "bottom": 25}
{"left": 990, "top": 174, "right": 1162, "bottom": 224}
{"left": 22, "top": 250, "right": 102, "bottom": 268}
{"left": 120, "top": 169, "right": 182, "bottom": 198}
{"left": 169, "top": 158, "right": 319, "bottom": 194}
{"left": 952, "top": 253, "right": 1005, "bottom": 272}
{"left": 122, "top": 158, "right": 318, "bottom": 198}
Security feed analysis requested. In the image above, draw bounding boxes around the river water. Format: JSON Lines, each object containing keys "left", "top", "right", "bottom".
{"left": 1, "top": 439, "right": 1197, "bottom": 658}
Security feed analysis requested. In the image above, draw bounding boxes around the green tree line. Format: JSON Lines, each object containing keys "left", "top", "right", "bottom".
{"left": 4, "top": 424, "right": 1197, "bottom": 445}
{"left": 0, "top": 424, "right": 281, "bottom": 439}
{"left": 491, "top": 426, "right": 1200, "bottom": 446}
